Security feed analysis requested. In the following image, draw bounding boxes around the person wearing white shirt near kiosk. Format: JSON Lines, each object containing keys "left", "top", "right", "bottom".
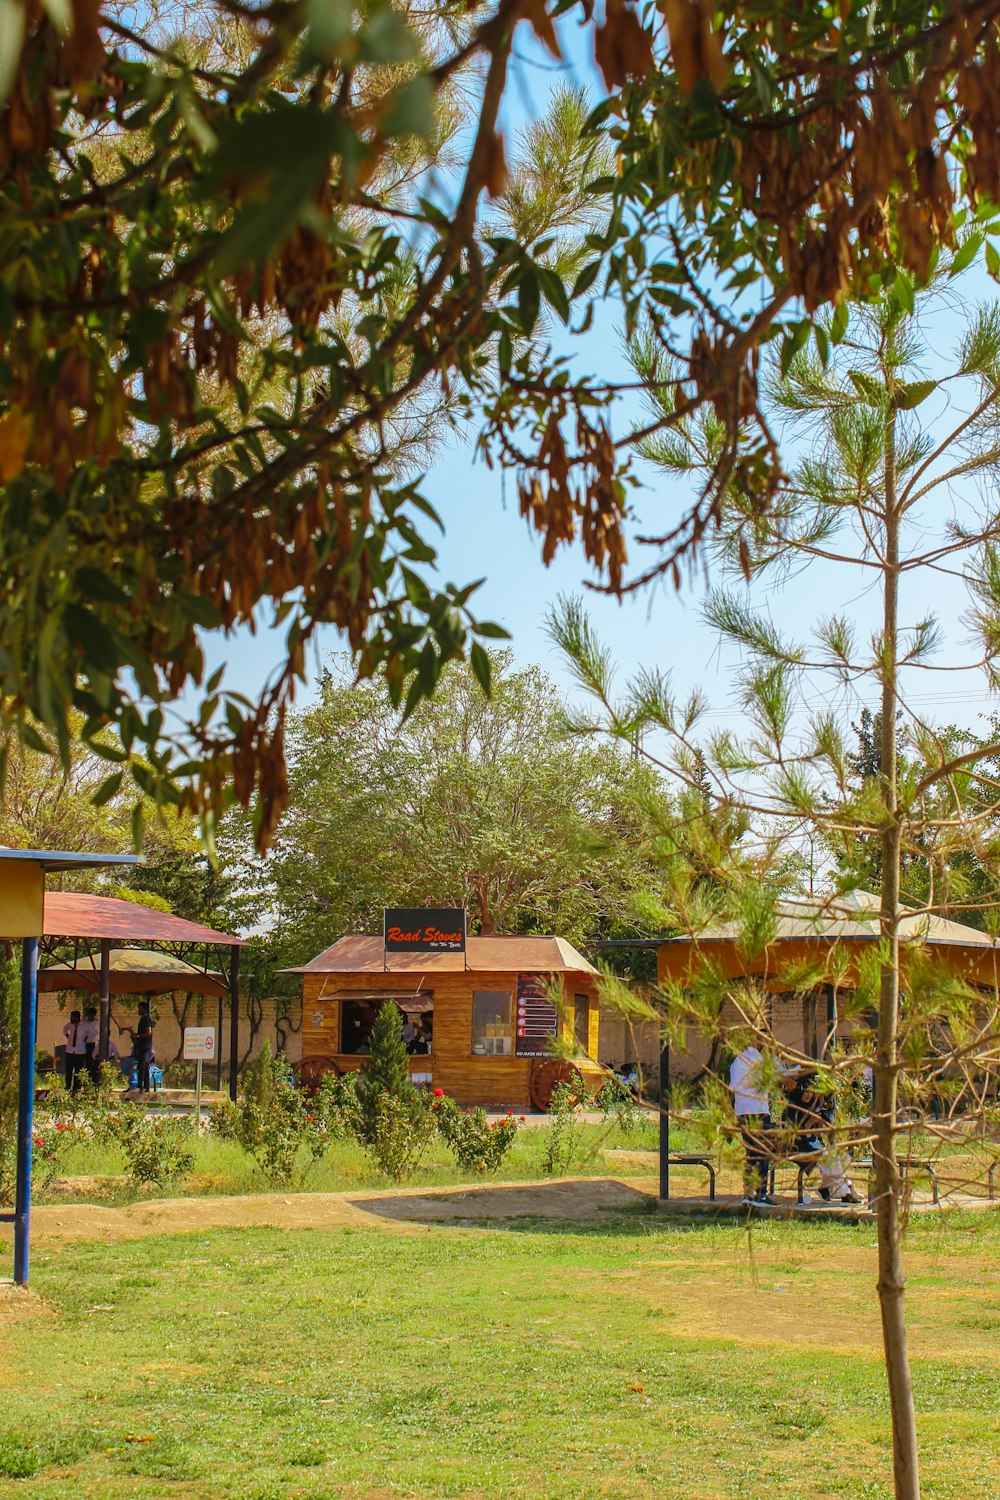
{"left": 730, "top": 1042, "right": 777, "bottom": 1205}
{"left": 62, "top": 1009, "right": 87, "bottom": 1093}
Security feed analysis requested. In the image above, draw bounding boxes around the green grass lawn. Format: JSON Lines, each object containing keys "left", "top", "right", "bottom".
{"left": 2, "top": 1198, "right": 1000, "bottom": 1499}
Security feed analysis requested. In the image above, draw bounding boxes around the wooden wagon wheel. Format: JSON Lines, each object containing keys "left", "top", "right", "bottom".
{"left": 298, "top": 1057, "right": 340, "bottom": 1094}
{"left": 529, "top": 1058, "right": 585, "bottom": 1113}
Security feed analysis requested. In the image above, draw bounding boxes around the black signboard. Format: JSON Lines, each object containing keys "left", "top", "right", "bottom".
{"left": 514, "top": 972, "right": 557, "bottom": 1057}
{"left": 383, "top": 908, "right": 466, "bottom": 953}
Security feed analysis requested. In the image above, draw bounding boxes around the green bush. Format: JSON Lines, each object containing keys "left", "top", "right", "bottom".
{"left": 368, "top": 1091, "right": 434, "bottom": 1182}
{"left": 355, "top": 1005, "right": 418, "bottom": 1144}
{"left": 122, "top": 1116, "right": 195, "bottom": 1188}
{"left": 596, "top": 1075, "right": 642, "bottom": 1136}
{"left": 541, "top": 1081, "right": 581, "bottom": 1176}
{"left": 310, "top": 1070, "right": 363, "bottom": 1140}
{"left": 432, "top": 1094, "right": 521, "bottom": 1175}
{"left": 209, "top": 1042, "right": 327, "bottom": 1185}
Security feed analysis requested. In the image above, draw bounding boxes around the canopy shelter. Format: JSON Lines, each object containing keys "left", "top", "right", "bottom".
{"left": 39, "top": 891, "right": 245, "bottom": 1100}
{"left": 656, "top": 889, "right": 1000, "bottom": 990}
{"left": 608, "top": 891, "right": 1000, "bottom": 1203}
{"left": 0, "top": 848, "right": 139, "bottom": 1286}
{"left": 38, "top": 949, "right": 227, "bottom": 997}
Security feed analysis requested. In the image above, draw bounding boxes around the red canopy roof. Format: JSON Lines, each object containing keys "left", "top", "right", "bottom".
{"left": 43, "top": 890, "right": 244, "bottom": 947}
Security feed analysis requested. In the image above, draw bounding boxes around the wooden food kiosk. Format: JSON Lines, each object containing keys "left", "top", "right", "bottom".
{"left": 290, "top": 918, "right": 601, "bottom": 1110}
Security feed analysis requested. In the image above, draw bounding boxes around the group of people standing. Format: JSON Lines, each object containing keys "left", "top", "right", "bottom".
{"left": 61, "top": 1001, "right": 155, "bottom": 1093}
{"left": 730, "top": 1041, "right": 863, "bottom": 1206}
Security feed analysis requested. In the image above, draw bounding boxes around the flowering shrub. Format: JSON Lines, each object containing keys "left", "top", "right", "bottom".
{"left": 432, "top": 1095, "right": 521, "bottom": 1176}
{"left": 0, "top": 1118, "right": 75, "bottom": 1201}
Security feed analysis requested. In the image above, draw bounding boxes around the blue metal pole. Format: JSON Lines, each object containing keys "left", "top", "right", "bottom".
{"left": 14, "top": 937, "right": 38, "bottom": 1286}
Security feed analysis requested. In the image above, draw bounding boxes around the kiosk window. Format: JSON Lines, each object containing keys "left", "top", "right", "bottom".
{"left": 472, "top": 990, "right": 512, "bottom": 1056}
{"left": 574, "top": 995, "right": 589, "bottom": 1050}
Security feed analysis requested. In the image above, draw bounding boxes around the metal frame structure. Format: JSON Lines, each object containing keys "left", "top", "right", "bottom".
{"left": 38, "top": 891, "right": 245, "bottom": 1098}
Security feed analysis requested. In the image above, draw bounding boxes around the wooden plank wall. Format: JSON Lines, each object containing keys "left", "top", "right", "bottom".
{"left": 302, "top": 970, "right": 600, "bottom": 1110}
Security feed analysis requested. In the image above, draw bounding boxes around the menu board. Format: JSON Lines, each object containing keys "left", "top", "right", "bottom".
{"left": 514, "top": 972, "right": 557, "bottom": 1058}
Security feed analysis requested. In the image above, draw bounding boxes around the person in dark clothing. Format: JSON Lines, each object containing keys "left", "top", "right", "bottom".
{"left": 783, "top": 1068, "right": 861, "bottom": 1204}
{"left": 83, "top": 1005, "right": 100, "bottom": 1084}
{"left": 134, "top": 1002, "right": 154, "bottom": 1093}
{"left": 63, "top": 1010, "right": 86, "bottom": 1093}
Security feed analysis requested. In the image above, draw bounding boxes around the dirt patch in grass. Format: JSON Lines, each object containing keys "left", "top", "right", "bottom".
{"left": 25, "top": 1175, "right": 656, "bottom": 1245}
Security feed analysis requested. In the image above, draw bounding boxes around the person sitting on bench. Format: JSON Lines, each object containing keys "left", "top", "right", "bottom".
{"left": 783, "top": 1069, "right": 862, "bottom": 1205}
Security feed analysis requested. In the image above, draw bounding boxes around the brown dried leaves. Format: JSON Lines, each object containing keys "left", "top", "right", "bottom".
{"left": 660, "top": 0, "right": 723, "bottom": 94}
{"left": 518, "top": 408, "right": 628, "bottom": 593}
{"left": 595, "top": 0, "right": 656, "bottom": 90}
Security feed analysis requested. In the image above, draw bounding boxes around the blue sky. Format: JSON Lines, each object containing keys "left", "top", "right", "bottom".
{"left": 193, "top": 22, "right": 1000, "bottom": 751}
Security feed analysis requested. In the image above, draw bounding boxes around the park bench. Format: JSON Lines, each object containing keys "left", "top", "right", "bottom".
{"left": 666, "top": 1154, "right": 717, "bottom": 1200}
{"left": 768, "top": 1154, "right": 939, "bottom": 1206}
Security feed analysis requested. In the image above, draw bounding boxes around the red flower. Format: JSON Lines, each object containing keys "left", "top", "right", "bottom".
{"left": 519, "top": 1116, "right": 526, "bottom": 1123}
{"left": 433, "top": 1088, "right": 444, "bottom": 1098}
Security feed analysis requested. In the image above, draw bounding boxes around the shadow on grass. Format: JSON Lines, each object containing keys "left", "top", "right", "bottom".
{"left": 349, "top": 1176, "right": 895, "bottom": 1239}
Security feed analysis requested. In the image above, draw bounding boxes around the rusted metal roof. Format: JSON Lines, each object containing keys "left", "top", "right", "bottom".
{"left": 659, "top": 889, "right": 998, "bottom": 951}
{"left": 38, "top": 948, "right": 227, "bottom": 997}
{"left": 43, "top": 890, "right": 244, "bottom": 947}
{"left": 284, "top": 933, "right": 598, "bottom": 976}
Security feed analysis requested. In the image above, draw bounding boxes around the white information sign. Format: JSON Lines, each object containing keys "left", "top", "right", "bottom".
{"left": 183, "top": 1027, "right": 216, "bottom": 1061}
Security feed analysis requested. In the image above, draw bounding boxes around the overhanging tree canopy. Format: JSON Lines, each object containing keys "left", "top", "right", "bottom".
{"left": 4, "top": 0, "right": 1000, "bottom": 850}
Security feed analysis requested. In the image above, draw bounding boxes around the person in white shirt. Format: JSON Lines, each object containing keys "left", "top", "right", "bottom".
{"left": 62, "top": 1010, "right": 87, "bottom": 1094}
{"left": 81, "top": 1006, "right": 100, "bottom": 1084}
{"left": 729, "top": 1042, "right": 775, "bottom": 1204}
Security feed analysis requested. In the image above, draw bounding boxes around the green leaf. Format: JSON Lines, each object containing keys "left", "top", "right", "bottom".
{"left": 779, "top": 319, "right": 810, "bottom": 377}
{"left": 893, "top": 270, "right": 914, "bottom": 316}
{"left": 813, "top": 323, "right": 829, "bottom": 369}
{"left": 212, "top": 158, "right": 325, "bottom": 275}
{"left": 380, "top": 76, "right": 434, "bottom": 138}
{"left": 830, "top": 301, "right": 849, "bottom": 345}
{"left": 92, "top": 771, "right": 124, "bottom": 807}
{"left": 571, "top": 260, "right": 602, "bottom": 299}
{"left": 0, "top": 0, "right": 25, "bottom": 102}
{"left": 357, "top": 4, "right": 417, "bottom": 64}
{"left": 536, "top": 265, "right": 569, "bottom": 324}
{"left": 516, "top": 269, "right": 540, "bottom": 336}
{"left": 987, "top": 242, "right": 1000, "bottom": 282}
{"left": 470, "top": 641, "right": 492, "bottom": 696}
{"left": 951, "top": 233, "right": 984, "bottom": 277}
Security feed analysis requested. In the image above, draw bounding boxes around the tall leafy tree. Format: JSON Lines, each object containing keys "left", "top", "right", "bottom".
{"left": 554, "top": 285, "right": 1000, "bottom": 1500}
{"left": 222, "top": 650, "right": 663, "bottom": 982}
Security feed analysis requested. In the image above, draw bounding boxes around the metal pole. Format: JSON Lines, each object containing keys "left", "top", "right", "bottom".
{"left": 194, "top": 1057, "right": 203, "bottom": 1132}
{"left": 98, "top": 938, "right": 111, "bottom": 1061}
{"left": 14, "top": 938, "right": 38, "bottom": 1286}
{"left": 658, "top": 1036, "right": 670, "bottom": 1202}
{"left": 228, "top": 944, "right": 240, "bottom": 1102}
{"left": 216, "top": 992, "right": 224, "bottom": 1091}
